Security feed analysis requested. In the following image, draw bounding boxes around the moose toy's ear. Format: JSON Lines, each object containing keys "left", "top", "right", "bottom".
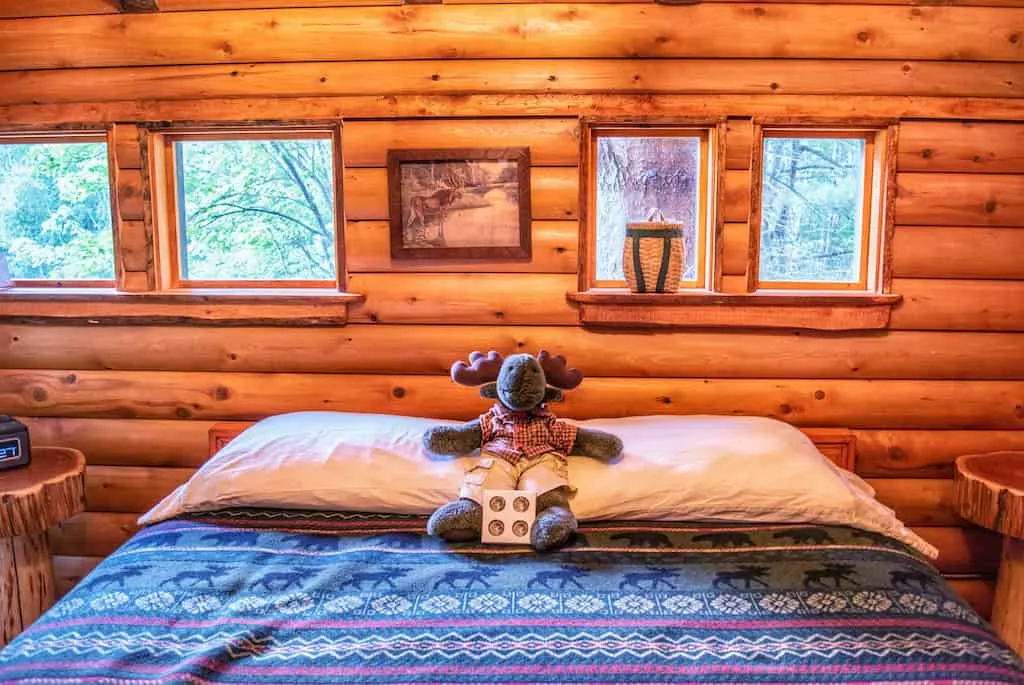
{"left": 544, "top": 387, "right": 564, "bottom": 403}
{"left": 480, "top": 383, "right": 499, "bottom": 399}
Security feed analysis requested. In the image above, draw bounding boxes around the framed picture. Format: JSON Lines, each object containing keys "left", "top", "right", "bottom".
{"left": 387, "top": 147, "right": 532, "bottom": 261}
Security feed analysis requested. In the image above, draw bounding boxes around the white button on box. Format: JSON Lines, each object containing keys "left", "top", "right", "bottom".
{"left": 481, "top": 489, "right": 536, "bottom": 545}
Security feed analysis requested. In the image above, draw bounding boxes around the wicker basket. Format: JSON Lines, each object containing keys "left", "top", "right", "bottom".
{"left": 622, "top": 209, "right": 684, "bottom": 293}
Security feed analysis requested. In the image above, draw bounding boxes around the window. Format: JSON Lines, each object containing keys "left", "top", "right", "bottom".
{"left": 0, "top": 134, "right": 114, "bottom": 286}
{"left": 156, "top": 129, "right": 342, "bottom": 288}
{"left": 572, "top": 119, "right": 898, "bottom": 330}
{"left": 753, "top": 129, "right": 883, "bottom": 291}
{"left": 583, "top": 124, "right": 716, "bottom": 291}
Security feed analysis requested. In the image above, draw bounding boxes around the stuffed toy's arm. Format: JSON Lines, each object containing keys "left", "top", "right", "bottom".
{"left": 423, "top": 419, "right": 483, "bottom": 458}
{"left": 569, "top": 426, "right": 623, "bottom": 462}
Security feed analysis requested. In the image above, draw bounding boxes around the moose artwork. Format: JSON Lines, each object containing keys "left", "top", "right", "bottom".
{"left": 387, "top": 148, "right": 532, "bottom": 261}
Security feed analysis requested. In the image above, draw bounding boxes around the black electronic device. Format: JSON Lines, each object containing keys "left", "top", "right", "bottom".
{"left": 0, "top": 414, "right": 30, "bottom": 471}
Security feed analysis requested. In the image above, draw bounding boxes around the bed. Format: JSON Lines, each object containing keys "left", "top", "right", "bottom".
{"left": 1, "top": 412, "right": 1022, "bottom": 684}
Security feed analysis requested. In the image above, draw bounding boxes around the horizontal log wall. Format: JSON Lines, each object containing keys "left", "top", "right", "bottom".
{"left": 2, "top": 1, "right": 1023, "bottom": 621}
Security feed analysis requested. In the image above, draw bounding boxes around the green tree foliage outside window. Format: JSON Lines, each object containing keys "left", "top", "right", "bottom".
{"left": 760, "top": 137, "right": 866, "bottom": 284}
{"left": 595, "top": 136, "right": 701, "bottom": 283}
{"left": 176, "top": 138, "right": 336, "bottom": 281}
{"left": 0, "top": 141, "right": 114, "bottom": 280}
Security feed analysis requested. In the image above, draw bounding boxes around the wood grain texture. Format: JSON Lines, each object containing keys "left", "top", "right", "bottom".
{"left": 5, "top": 95, "right": 1024, "bottom": 128}
{"left": 346, "top": 220, "right": 577, "bottom": 273}
{"left": 897, "top": 122, "right": 1024, "bottom": 174}
{"left": 954, "top": 451, "right": 1024, "bottom": 539}
{"left": 0, "top": 447, "right": 86, "bottom": 538}
{"left": 856, "top": 431, "right": 1024, "bottom": 478}
{"left": 343, "top": 119, "right": 578, "bottom": 168}
{"left": 895, "top": 173, "right": 1024, "bottom": 227}
{"left": 347, "top": 273, "right": 578, "bottom": 324}
{"left": 890, "top": 278, "right": 1024, "bottom": 331}
{"left": 893, "top": 226, "right": 1024, "bottom": 279}
{"left": 85, "top": 466, "right": 193, "bottom": 513}
{"left": 3, "top": 59, "right": 1020, "bottom": 105}
{"left": 51, "top": 512, "right": 140, "bottom": 557}
{"left": 6, "top": 325, "right": 1023, "bottom": 379}
{"left": 2, "top": 370, "right": 1023, "bottom": 428}
{"left": 1, "top": 5, "right": 1020, "bottom": 72}
{"left": 868, "top": 478, "right": 962, "bottom": 526}
{"left": 992, "top": 538, "right": 1024, "bottom": 653}
{"left": 7, "top": 532, "right": 55, "bottom": 637}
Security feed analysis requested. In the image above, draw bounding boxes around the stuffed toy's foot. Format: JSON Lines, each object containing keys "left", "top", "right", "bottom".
{"left": 427, "top": 498, "right": 482, "bottom": 542}
{"left": 531, "top": 488, "right": 578, "bottom": 551}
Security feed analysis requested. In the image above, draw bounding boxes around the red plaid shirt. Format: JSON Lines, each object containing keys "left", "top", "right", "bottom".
{"left": 479, "top": 404, "right": 578, "bottom": 465}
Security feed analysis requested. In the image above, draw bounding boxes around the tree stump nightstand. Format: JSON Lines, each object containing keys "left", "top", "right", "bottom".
{"left": 953, "top": 451, "right": 1024, "bottom": 655}
{"left": 0, "top": 447, "right": 86, "bottom": 648}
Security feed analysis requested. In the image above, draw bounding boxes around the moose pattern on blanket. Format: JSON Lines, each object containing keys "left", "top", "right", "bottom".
{"left": 1, "top": 510, "right": 1022, "bottom": 684}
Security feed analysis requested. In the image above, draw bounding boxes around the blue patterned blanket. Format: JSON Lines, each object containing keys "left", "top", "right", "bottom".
{"left": 1, "top": 510, "right": 1021, "bottom": 684}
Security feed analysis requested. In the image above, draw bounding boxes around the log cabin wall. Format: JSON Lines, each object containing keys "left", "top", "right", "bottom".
{"left": 0, "top": 0, "right": 1022, "bottom": 619}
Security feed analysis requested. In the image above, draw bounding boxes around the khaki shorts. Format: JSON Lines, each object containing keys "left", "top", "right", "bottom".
{"left": 459, "top": 452, "right": 573, "bottom": 503}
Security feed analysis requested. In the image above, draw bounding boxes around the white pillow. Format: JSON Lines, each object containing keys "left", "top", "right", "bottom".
{"left": 138, "top": 411, "right": 935, "bottom": 558}
{"left": 138, "top": 412, "right": 469, "bottom": 525}
{"left": 566, "top": 415, "right": 935, "bottom": 557}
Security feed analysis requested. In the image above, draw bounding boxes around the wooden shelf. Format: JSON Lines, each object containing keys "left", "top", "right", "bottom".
{"left": 568, "top": 289, "right": 902, "bottom": 331}
{"left": 0, "top": 289, "right": 364, "bottom": 326}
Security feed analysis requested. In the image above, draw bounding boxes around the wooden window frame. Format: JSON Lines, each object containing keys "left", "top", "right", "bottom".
{"left": 569, "top": 118, "right": 900, "bottom": 331}
{"left": 0, "top": 123, "right": 363, "bottom": 325}
{"left": 750, "top": 126, "right": 888, "bottom": 294}
{"left": 582, "top": 125, "right": 716, "bottom": 292}
{"left": 152, "top": 126, "right": 347, "bottom": 291}
{"left": 0, "top": 131, "right": 116, "bottom": 289}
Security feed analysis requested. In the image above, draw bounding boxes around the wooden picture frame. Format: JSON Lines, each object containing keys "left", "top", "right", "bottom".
{"left": 387, "top": 147, "right": 532, "bottom": 261}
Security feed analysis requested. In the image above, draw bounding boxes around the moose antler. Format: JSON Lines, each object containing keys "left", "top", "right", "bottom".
{"left": 451, "top": 350, "right": 504, "bottom": 386}
{"left": 538, "top": 350, "right": 583, "bottom": 390}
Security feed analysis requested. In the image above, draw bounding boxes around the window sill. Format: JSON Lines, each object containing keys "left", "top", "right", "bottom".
{"left": 0, "top": 288, "right": 365, "bottom": 325}
{"left": 567, "top": 288, "right": 901, "bottom": 331}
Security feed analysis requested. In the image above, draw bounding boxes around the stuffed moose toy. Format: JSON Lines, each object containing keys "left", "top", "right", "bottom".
{"left": 423, "top": 350, "right": 624, "bottom": 551}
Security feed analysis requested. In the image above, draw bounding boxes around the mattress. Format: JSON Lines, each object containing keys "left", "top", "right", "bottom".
{"left": 1, "top": 509, "right": 1021, "bottom": 684}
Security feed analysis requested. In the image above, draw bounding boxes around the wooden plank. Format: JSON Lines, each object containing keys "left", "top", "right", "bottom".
{"left": 721, "top": 222, "right": 750, "bottom": 276}
{"left": 723, "top": 169, "right": 750, "bottom": 224}
{"left": 344, "top": 166, "right": 576, "bottom": 221}
{"left": 160, "top": 0, "right": 399, "bottom": 8}
{"left": 895, "top": 173, "right": 1024, "bottom": 227}
{"left": 347, "top": 273, "right": 578, "bottom": 324}
{"left": 3, "top": 59, "right": 1019, "bottom": 106}
{"left": 114, "top": 168, "right": 145, "bottom": 221}
{"left": 51, "top": 512, "right": 140, "bottom": 557}
{"left": 86, "top": 465, "right": 192, "bottom": 513}
{"left": 117, "top": 220, "right": 150, "bottom": 273}
{"left": 0, "top": 1, "right": 116, "bottom": 18}
{"left": 111, "top": 123, "right": 142, "bottom": 169}
{"left": 867, "top": 478, "right": 963, "bottom": 526}
{"left": 1, "top": 5, "right": 1020, "bottom": 71}
{"left": 5, "top": 95, "right": 1024, "bottom": 129}
{"left": 346, "top": 220, "right": 577, "bottom": 273}
{"left": 898, "top": 122, "right": 1024, "bottom": 174}
{"left": 891, "top": 278, "right": 1024, "bottom": 331}
{"left": 894, "top": 226, "right": 1024, "bottom": 279}
{"left": 856, "top": 430, "right": 1024, "bottom": 478}
{"left": 911, "top": 526, "right": 1001, "bottom": 574}
{"left": 52, "top": 555, "right": 102, "bottom": 598}
{"left": 725, "top": 118, "right": 753, "bottom": 171}
{"left": 1, "top": 370, "right": 1022, "bottom": 428}
{"left": 18, "top": 417, "right": 215, "bottom": 467}
{"left": 5, "top": 325, "right": 1024, "bottom": 379}
{"left": 343, "top": 119, "right": 578, "bottom": 168}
